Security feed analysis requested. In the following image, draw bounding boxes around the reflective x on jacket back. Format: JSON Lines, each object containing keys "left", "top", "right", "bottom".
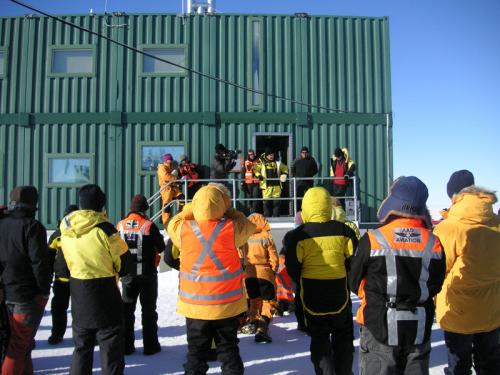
{"left": 349, "top": 218, "right": 446, "bottom": 346}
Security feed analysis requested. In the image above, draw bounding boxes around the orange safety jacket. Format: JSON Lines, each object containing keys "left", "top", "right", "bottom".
{"left": 179, "top": 163, "right": 200, "bottom": 188}
{"left": 117, "top": 213, "right": 160, "bottom": 274}
{"left": 243, "top": 159, "right": 259, "bottom": 184}
{"left": 179, "top": 218, "right": 244, "bottom": 305}
{"left": 275, "top": 257, "right": 294, "bottom": 302}
{"left": 354, "top": 219, "right": 444, "bottom": 346}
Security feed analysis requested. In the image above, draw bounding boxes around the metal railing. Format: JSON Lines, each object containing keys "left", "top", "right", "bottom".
{"left": 148, "top": 176, "right": 360, "bottom": 224}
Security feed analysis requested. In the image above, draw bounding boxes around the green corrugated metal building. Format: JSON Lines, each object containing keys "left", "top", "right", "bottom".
{"left": 0, "top": 12, "right": 393, "bottom": 227}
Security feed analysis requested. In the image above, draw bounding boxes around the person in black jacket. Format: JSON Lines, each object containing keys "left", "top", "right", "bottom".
{"left": 117, "top": 195, "right": 166, "bottom": 356}
{"left": 0, "top": 186, "right": 51, "bottom": 374}
{"left": 47, "top": 204, "right": 78, "bottom": 345}
{"left": 290, "top": 146, "right": 318, "bottom": 211}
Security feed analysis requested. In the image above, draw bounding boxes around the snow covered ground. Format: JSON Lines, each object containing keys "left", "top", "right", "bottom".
{"left": 33, "top": 271, "right": 448, "bottom": 374}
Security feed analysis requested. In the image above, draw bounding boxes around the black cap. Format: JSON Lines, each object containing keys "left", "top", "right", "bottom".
{"left": 446, "top": 170, "right": 475, "bottom": 198}
{"left": 9, "top": 186, "right": 38, "bottom": 211}
{"left": 334, "top": 148, "right": 343, "bottom": 158}
{"left": 264, "top": 147, "right": 274, "bottom": 156}
{"left": 300, "top": 146, "right": 309, "bottom": 153}
{"left": 215, "top": 143, "right": 226, "bottom": 153}
{"left": 130, "top": 194, "right": 150, "bottom": 213}
{"left": 79, "top": 184, "right": 106, "bottom": 212}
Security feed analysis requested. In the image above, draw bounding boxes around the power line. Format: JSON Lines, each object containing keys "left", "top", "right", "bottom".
{"left": 10, "top": 0, "right": 385, "bottom": 115}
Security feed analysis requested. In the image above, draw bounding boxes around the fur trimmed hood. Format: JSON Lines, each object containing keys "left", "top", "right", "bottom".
{"left": 449, "top": 186, "right": 498, "bottom": 224}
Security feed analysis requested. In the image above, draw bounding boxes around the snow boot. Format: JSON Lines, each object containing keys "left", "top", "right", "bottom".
{"left": 239, "top": 320, "right": 258, "bottom": 334}
{"left": 254, "top": 317, "right": 272, "bottom": 343}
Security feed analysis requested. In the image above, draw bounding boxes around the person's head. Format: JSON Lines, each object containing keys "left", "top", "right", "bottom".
{"left": 333, "top": 147, "right": 344, "bottom": 160}
{"left": 215, "top": 143, "right": 226, "bottom": 155}
{"left": 377, "top": 176, "right": 431, "bottom": 227}
{"left": 78, "top": 184, "right": 106, "bottom": 212}
{"left": 129, "top": 194, "right": 149, "bottom": 214}
{"left": 265, "top": 147, "right": 275, "bottom": 161}
{"left": 179, "top": 154, "right": 189, "bottom": 165}
{"left": 162, "top": 153, "right": 173, "bottom": 165}
{"left": 446, "top": 169, "right": 475, "bottom": 199}
{"left": 247, "top": 149, "right": 256, "bottom": 161}
{"left": 191, "top": 183, "right": 232, "bottom": 221}
{"left": 9, "top": 186, "right": 38, "bottom": 212}
{"left": 300, "top": 146, "right": 309, "bottom": 159}
{"left": 301, "top": 187, "right": 333, "bottom": 223}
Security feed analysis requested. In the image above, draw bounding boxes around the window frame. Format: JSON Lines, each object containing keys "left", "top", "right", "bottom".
{"left": 247, "top": 18, "right": 264, "bottom": 110}
{"left": 45, "top": 153, "right": 95, "bottom": 187}
{"left": 47, "top": 45, "right": 97, "bottom": 78}
{"left": 0, "top": 47, "right": 8, "bottom": 79}
{"left": 137, "top": 141, "right": 187, "bottom": 176}
{"left": 139, "top": 44, "right": 189, "bottom": 77}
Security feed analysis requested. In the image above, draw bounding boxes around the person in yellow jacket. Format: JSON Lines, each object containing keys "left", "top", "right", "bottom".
{"left": 284, "top": 187, "right": 358, "bottom": 375}
{"left": 253, "top": 147, "right": 288, "bottom": 217}
{"left": 157, "top": 153, "right": 182, "bottom": 226}
{"left": 331, "top": 197, "right": 360, "bottom": 239}
{"left": 167, "top": 183, "right": 256, "bottom": 375}
{"left": 434, "top": 183, "right": 500, "bottom": 374}
{"left": 239, "top": 213, "right": 279, "bottom": 343}
{"left": 59, "top": 184, "right": 131, "bottom": 375}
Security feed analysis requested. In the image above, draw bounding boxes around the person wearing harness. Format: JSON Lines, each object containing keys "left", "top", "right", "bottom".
{"left": 284, "top": 187, "right": 358, "bottom": 375}
{"left": 167, "top": 183, "right": 256, "bottom": 375}
{"left": 60, "top": 184, "right": 131, "bottom": 375}
{"left": 349, "top": 176, "right": 446, "bottom": 375}
{"left": 239, "top": 213, "right": 279, "bottom": 343}
{"left": 240, "top": 149, "right": 262, "bottom": 214}
{"left": 116, "top": 194, "right": 166, "bottom": 356}
{"left": 47, "top": 204, "right": 79, "bottom": 345}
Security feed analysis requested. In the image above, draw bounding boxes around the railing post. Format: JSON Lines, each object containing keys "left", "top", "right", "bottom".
{"left": 354, "top": 176, "right": 358, "bottom": 223}
{"left": 183, "top": 179, "right": 188, "bottom": 204}
{"left": 232, "top": 178, "right": 237, "bottom": 208}
{"left": 292, "top": 177, "right": 297, "bottom": 215}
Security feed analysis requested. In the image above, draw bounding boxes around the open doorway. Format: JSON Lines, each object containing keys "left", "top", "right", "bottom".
{"left": 254, "top": 133, "right": 293, "bottom": 216}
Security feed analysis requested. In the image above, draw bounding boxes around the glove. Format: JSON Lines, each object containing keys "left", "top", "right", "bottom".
{"left": 279, "top": 174, "right": 287, "bottom": 183}
{"left": 171, "top": 169, "right": 179, "bottom": 177}
{"left": 258, "top": 175, "right": 264, "bottom": 181}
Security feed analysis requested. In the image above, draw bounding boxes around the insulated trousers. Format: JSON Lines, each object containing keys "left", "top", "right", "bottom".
{"left": 70, "top": 324, "right": 124, "bottom": 375}
{"left": 121, "top": 275, "right": 160, "bottom": 353}
{"left": 2, "top": 297, "right": 46, "bottom": 375}
{"left": 50, "top": 279, "right": 70, "bottom": 340}
{"left": 184, "top": 317, "right": 243, "bottom": 375}
{"left": 307, "top": 305, "right": 353, "bottom": 375}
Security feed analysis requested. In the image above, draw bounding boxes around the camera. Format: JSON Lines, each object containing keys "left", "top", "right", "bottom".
{"left": 222, "top": 149, "right": 241, "bottom": 161}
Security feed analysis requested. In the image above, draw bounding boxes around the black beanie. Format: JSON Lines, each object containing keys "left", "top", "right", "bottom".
{"left": 264, "top": 147, "right": 274, "bottom": 156}
{"left": 64, "top": 204, "right": 79, "bottom": 217}
{"left": 78, "top": 184, "right": 106, "bottom": 211}
{"left": 130, "top": 194, "right": 149, "bottom": 213}
{"left": 334, "top": 148, "right": 344, "bottom": 158}
{"left": 215, "top": 143, "right": 226, "bottom": 153}
{"left": 9, "top": 186, "right": 38, "bottom": 211}
{"left": 446, "top": 170, "right": 475, "bottom": 198}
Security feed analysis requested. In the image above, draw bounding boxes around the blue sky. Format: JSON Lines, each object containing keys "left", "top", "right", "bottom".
{"left": 2, "top": 0, "right": 499, "bottom": 216}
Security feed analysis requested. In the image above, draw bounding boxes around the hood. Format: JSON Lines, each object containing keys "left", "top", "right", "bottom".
{"left": 247, "top": 213, "right": 270, "bottom": 233}
{"left": 191, "top": 184, "right": 231, "bottom": 221}
{"left": 448, "top": 186, "right": 498, "bottom": 224}
{"left": 341, "top": 147, "right": 355, "bottom": 168}
{"left": 59, "top": 210, "right": 108, "bottom": 237}
{"left": 301, "top": 187, "right": 332, "bottom": 223}
{"left": 331, "top": 204, "right": 347, "bottom": 223}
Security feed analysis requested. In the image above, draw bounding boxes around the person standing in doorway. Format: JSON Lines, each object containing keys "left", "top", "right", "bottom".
{"left": 291, "top": 146, "right": 318, "bottom": 211}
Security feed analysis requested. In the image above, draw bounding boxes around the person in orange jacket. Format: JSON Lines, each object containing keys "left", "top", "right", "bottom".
{"left": 167, "top": 183, "right": 255, "bottom": 374}
{"left": 157, "top": 153, "right": 182, "bottom": 226}
{"left": 239, "top": 213, "right": 279, "bottom": 343}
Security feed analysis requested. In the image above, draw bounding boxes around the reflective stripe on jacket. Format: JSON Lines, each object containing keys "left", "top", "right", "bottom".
{"left": 117, "top": 214, "right": 153, "bottom": 276}
{"left": 349, "top": 218, "right": 445, "bottom": 347}
{"left": 179, "top": 219, "right": 244, "bottom": 306}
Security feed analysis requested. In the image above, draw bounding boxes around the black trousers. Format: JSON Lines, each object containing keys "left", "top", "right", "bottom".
{"left": 263, "top": 199, "right": 281, "bottom": 217}
{"left": 307, "top": 304, "right": 354, "bottom": 375}
{"left": 296, "top": 182, "right": 313, "bottom": 211}
{"left": 245, "top": 183, "right": 263, "bottom": 214}
{"left": 121, "top": 275, "right": 159, "bottom": 352}
{"left": 71, "top": 323, "right": 124, "bottom": 375}
{"left": 51, "top": 279, "right": 70, "bottom": 339}
{"left": 184, "top": 316, "right": 243, "bottom": 375}
{"left": 294, "top": 287, "right": 306, "bottom": 329}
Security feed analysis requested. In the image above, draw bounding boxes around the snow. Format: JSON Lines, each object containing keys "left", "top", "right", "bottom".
{"left": 33, "top": 271, "right": 449, "bottom": 374}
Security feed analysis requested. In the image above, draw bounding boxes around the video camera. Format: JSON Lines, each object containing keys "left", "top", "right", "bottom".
{"left": 222, "top": 149, "right": 241, "bottom": 161}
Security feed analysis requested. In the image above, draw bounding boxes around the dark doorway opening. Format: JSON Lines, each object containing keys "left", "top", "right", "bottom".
{"left": 255, "top": 134, "right": 292, "bottom": 216}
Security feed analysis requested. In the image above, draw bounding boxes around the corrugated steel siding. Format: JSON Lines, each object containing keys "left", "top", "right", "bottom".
{"left": 0, "top": 13, "right": 392, "bottom": 226}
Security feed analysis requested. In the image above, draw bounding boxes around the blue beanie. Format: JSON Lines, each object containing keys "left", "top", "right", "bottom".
{"left": 446, "top": 170, "right": 474, "bottom": 198}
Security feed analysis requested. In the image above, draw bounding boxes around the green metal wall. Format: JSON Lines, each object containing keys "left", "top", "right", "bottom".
{"left": 0, "top": 13, "right": 392, "bottom": 227}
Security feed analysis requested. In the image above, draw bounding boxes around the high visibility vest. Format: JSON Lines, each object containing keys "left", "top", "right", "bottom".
{"left": 360, "top": 225, "right": 443, "bottom": 346}
{"left": 179, "top": 218, "right": 244, "bottom": 305}
{"left": 117, "top": 213, "right": 153, "bottom": 276}
{"left": 275, "top": 261, "right": 294, "bottom": 302}
{"left": 244, "top": 160, "right": 259, "bottom": 184}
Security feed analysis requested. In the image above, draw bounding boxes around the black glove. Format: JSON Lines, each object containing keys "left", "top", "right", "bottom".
{"left": 258, "top": 175, "right": 264, "bottom": 181}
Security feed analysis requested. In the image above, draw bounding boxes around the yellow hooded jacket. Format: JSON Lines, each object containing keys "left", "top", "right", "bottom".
{"left": 434, "top": 187, "right": 500, "bottom": 334}
{"left": 283, "top": 187, "right": 358, "bottom": 315}
{"left": 167, "top": 184, "right": 256, "bottom": 320}
{"left": 60, "top": 210, "right": 129, "bottom": 328}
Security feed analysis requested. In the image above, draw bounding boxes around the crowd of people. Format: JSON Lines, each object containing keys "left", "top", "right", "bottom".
{"left": 0, "top": 149, "right": 498, "bottom": 375}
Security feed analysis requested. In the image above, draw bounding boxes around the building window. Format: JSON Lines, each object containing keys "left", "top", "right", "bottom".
{"left": 48, "top": 156, "right": 92, "bottom": 185}
{"left": 251, "top": 20, "right": 262, "bottom": 107}
{"left": 50, "top": 48, "right": 94, "bottom": 75}
{"left": 0, "top": 51, "right": 5, "bottom": 77}
{"left": 140, "top": 144, "right": 185, "bottom": 173}
{"left": 142, "top": 47, "right": 186, "bottom": 74}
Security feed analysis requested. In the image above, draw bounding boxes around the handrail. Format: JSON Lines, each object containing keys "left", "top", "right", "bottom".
{"left": 146, "top": 175, "right": 360, "bottom": 223}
